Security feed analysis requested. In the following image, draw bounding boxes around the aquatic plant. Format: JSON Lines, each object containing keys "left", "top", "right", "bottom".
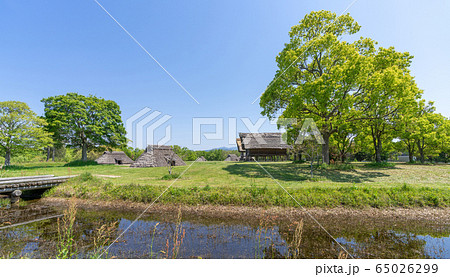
{"left": 287, "top": 220, "right": 303, "bottom": 259}
{"left": 254, "top": 214, "right": 279, "bottom": 259}
{"left": 171, "top": 207, "right": 185, "bottom": 259}
{"left": 55, "top": 199, "right": 119, "bottom": 259}
{"left": 90, "top": 221, "right": 118, "bottom": 259}
{"left": 149, "top": 223, "right": 159, "bottom": 258}
{"left": 56, "top": 200, "right": 77, "bottom": 259}
{"left": 160, "top": 207, "right": 185, "bottom": 259}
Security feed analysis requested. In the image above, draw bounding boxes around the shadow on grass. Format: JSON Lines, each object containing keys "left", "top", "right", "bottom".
{"left": 224, "top": 163, "right": 391, "bottom": 183}
{"left": 0, "top": 164, "right": 62, "bottom": 171}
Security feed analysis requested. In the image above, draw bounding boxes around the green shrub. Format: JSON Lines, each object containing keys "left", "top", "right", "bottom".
{"left": 45, "top": 180, "right": 450, "bottom": 208}
{"left": 355, "top": 151, "right": 372, "bottom": 162}
{"left": 292, "top": 160, "right": 306, "bottom": 164}
{"left": 79, "top": 172, "right": 94, "bottom": 182}
{"left": 330, "top": 163, "right": 354, "bottom": 171}
{"left": 161, "top": 173, "right": 181, "bottom": 180}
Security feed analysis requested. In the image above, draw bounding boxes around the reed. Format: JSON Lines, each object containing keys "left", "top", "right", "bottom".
{"left": 56, "top": 200, "right": 77, "bottom": 259}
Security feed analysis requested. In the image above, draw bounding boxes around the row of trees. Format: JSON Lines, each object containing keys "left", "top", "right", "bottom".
{"left": 0, "top": 93, "right": 127, "bottom": 166}
{"left": 260, "top": 10, "right": 449, "bottom": 164}
{"left": 0, "top": 94, "right": 240, "bottom": 166}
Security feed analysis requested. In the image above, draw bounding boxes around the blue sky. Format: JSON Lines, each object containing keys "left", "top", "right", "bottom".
{"left": 1, "top": 0, "right": 449, "bottom": 150}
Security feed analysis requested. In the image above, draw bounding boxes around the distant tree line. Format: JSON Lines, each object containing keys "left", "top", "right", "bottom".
{"left": 0, "top": 93, "right": 127, "bottom": 166}
{"left": 172, "top": 146, "right": 240, "bottom": 161}
{"left": 0, "top": 93, "right": 241, "bottom": 166}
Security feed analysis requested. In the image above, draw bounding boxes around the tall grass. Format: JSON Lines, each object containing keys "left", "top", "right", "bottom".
{"left": 160, "top": 207, "right": 185, "bottom": 259}
{"left": 55, "top": 199, "right": 118, "bottom": 259}
{"left": 46, "top": 173, "right": 450, "bottom": 208}
{"left": 287, "top": 220, "right": 303, "bottom": 259}
{"left": 56, "top": 200, "right": 77, "bottom": 259}
{"left": 149, "top": 223, "right": 159, "bottom": 258}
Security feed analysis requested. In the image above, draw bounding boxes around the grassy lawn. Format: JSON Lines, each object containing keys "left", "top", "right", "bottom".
{"left": 2, "top": 161, "right": 449, "bottom": 208}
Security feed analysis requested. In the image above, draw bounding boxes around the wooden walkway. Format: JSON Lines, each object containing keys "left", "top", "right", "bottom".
{"left": 0, "top": 175, "right": 75, "bottom": 194}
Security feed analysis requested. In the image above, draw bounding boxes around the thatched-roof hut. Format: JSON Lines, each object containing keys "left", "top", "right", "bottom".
{"left": 95, "top": 151, "right": 134, "bottom": 165}
{"left": 237, "top": 133, "right": 291, "bottom": 161}
{"left": 196, "top": 156, "right": 207, "bottom": 162}
{"left": 224, "top": 154, "right": 239, "bottom": 162}
{"left": 131, "top": 145, "right": 186, "bottom": 168}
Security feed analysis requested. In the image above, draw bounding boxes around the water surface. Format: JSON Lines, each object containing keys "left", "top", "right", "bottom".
{"left": 1, "top": 200, "right": 449, "bottom": 259}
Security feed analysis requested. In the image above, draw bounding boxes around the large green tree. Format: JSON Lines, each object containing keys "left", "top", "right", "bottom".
{"left": 414, "top": 108, "right": 446, "bottom": 163}
{"left": 397, "top": 100, "right": 431, "bottom": 162}
{"left": 358, "top": 47, "right": 422, "bottom": 163}
{"left": 260, "top": 10, "right": 371, "bottom": 164}
{"left": 42, "top": 93, "right": 127, "bottom": 161}
{"left": 0, "top": 101, "right": 52, "bottom": 166}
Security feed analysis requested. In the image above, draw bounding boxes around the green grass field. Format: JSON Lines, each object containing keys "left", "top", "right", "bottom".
{"left": 2, "top": 161, "right": 449, "bottom": 208}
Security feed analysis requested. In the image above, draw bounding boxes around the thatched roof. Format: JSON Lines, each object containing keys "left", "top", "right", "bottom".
{"left": 236, "top": 138, "right": 244, "bottom": 152}
{"left": 95, "top": 151, "right": 134, "bottom": 165}
{"left": 239, "top": 133, "right": 291, "bottom": 150}
{"left": 131, "top": 145, "right": 186, "bottom": 168}
{"left": 224, "top": 154, "right": 239, "bottom": 161}
{"left": 196, "top": 156, "right": 207, "bottom": 162}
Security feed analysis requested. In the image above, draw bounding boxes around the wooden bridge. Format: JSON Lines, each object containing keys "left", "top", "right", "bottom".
{"left": 0, "top": 175, "right": 75, "bottom": 203}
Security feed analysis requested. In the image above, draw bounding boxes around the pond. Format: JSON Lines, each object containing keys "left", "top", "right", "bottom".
{"left": 1, "top": 200, "right": 449, "bottom": 259}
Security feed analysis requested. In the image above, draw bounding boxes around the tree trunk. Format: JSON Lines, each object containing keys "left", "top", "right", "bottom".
{"left": 4, "top": 149, "right": 11, "bottom": 166}
{"left": 321, "top": 133, "right": 330, "bottom": 164}
{"left": 82, "top": 143, "right": 88, "bottom": 162}
{"left": 340, "top": 149, "right": 346, "bottom": 162}
{"left": 407, "top": 142, "right": 414, "bottom": 163}
{"left": 417, "top": 139, "right": 425, "bottom": 163}
{"left": 371, "top": 127, "right": 382, "bottom": 163}
{"left": 374, "top": 136, "right": 383, "bottom": 163}
{"left": 375, "top": 145, "right": 382, "bottom": 163}
{"left": 52, "top": 147, "right": 55, "bottom": 162}
{"left": 46, "top": 147, "right": 51, "bottom": 162}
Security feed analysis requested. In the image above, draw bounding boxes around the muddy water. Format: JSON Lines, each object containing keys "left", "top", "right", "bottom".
{"left": 0, "top": 200, "right": 449, "bottom": 259}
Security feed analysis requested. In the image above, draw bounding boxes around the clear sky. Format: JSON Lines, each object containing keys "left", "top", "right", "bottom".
{"left": 1, "top": 0, "right": 449, "bottom": 150}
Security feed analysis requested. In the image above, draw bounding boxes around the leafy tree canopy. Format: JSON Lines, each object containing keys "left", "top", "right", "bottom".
{"left": 0, "top": 101, "right": 52, "bottom": 166}
{"left": 42, "top": 93, "right": 127, "bottom": 161}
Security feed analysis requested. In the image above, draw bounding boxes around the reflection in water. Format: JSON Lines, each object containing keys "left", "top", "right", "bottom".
{"left": 0, "top": 201, "right": 449, "bottom": 259}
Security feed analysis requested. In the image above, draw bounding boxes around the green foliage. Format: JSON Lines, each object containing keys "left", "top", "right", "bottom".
{"left": 41, "top": 93, "right": 127, "bottom": 161}
{"left": 259, "top": 10, "right": 434, "bottom": 165}
{"left": 121, "top": 146, "right": 144, "bottom": 161}
{"left": 78, "top": 172, "right": 95, "bottom": 182}
{"left": 292, "top": 160, "right": 306, "bottom": 164}
{"left": 64, "top": 160, "right": 98, "bottom": 167}
{"left": 0, "top": 101, "right": 52, "bottom": 166}
{"left": 46, "top": 179, "right": 450, "bottom": 208}
{"left": 172, "top": 145, "right": 239, "bottom": 161}
{"left": 57, "top": 202, "right": 77, "bottom": 259}
{"left": 161, "top": 173, "right": 181, "bottom": 180}
{"left": 260, "top": 10, "right": 369, "bottom": 164}
{"left": 355, "top": 151, "right": 371, "bottom": 162}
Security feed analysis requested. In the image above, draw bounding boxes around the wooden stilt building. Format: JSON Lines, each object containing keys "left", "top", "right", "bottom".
{"left": 236, "top": 133, "right": 291, "bottom": 161}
